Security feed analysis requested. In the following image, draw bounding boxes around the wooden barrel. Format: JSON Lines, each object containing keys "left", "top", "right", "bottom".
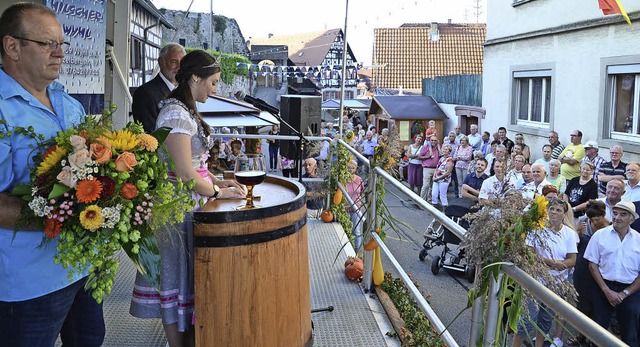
{"left": 192, "top": 176, "right": 312, "bottom": 347}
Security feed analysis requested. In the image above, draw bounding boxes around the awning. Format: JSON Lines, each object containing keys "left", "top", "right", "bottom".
{"left": 321, "top": 99, "right": 370, "bottom": 110}
{"left": 203, "top": 111, "right": 279, "bottom": 127}
{"left": 197, "top": 95, "right": 279, "bottom": 127}
{"left": 370, "top": 95, "right": 448, "bottom": 120}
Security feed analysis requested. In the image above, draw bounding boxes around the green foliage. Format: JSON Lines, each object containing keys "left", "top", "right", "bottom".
{"left": 184, "top": 48, "right": 250, "bottom": 85}
{"left": 213, "top": 15, "right": 227, "bottom": 34}
{"left": 329, "top": 143, "right": 354, "bottom": 241}
{"left": 194, "top": 13, "right": 201, "bottom": 34}
{"left": 380, "top": 273, "right": 445, "bottom": 347}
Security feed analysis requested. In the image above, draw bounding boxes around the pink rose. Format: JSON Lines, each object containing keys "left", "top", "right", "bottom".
{"left": 56, "top": 166, "right": 77, "bottom": 188}
{"left": 115, "top": 152, "right": 137, "bottom": 172}
{"left": 68, "top": 149, "right": 91, "bottom": 170}
{"left": 69, "top": 135, "right": 87, "bottom": 152}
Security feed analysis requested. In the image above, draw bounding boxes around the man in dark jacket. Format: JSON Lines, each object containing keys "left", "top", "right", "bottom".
{"left": 132, "top": 43, "right": 185, "bottom": 133}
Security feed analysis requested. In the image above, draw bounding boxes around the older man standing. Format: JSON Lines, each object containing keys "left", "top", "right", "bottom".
{"left": 558, "top": 130, "right": 585, "bottom": 180}
{"left": 597, "top": 179, "right": 626, "bottom": 221}
{"left": 0, "top": 3, "right": 104, "bottom": 345}
{"left": 581, "top": 140, "right": 605, "bottom": 188}
{"left": 360, "top": 131, "right": 377, "bottom": 159}
{"left": 598, "top": 146, "right": 627, "bottom": 197}
{"left": 548, "top": 131, "right": 565, "bottom": 160}
{"left": 467, "top": 124, "right": 482, "bottom": 151}
{"left": 132, "top": 43, "right": 185, "bottom": 133}
{"left": 584, "top": 200, "right": 640, "bottom": 347}
{"left": 623, "top": 163, "right": 640, "bottom": 203}
{"left": 531, "top": 163, "right": 552, "bottom": 196}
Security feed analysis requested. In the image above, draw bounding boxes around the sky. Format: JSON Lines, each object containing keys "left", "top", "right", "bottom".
{"left": 151, "top": 0, "right": 487, "bottom": 66}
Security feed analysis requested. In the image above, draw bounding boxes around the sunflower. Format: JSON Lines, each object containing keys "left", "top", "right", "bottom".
{"left": 533, "top": 195, "right": 548, "bottom": 229}
{"left": 76, "top": 178, "right": 103, "bottom": 203}
{"left": 137, "top": 133, "right": 158, "bottom": 152}
{"left": 108, "top": 129, "right": 139, "bottom": 151}
{"left": 79, "top": 205, "right": 105, "bottom": 231}
{"left": 36, "top": 145, "right": 67, "bottom": 175}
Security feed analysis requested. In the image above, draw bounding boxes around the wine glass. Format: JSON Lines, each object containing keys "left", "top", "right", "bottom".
{"left": 234, "top": 154, "right": 266, "bottom": 209}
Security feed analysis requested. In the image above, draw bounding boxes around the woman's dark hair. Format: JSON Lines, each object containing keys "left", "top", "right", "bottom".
{"left": 169, "top": 50, "right": 221, "bottom": 136}
{"left": 585, "top": 199, "right": 606, "bottom": 219}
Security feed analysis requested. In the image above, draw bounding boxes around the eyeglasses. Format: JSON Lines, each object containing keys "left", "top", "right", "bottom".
{"left": 570, "top": 134, "right": 578, "bottom": 137}
{"left": 12, "top": 36, "right": 70, "bottom": 52}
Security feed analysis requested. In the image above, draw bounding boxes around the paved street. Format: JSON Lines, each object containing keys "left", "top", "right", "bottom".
{"left": 377, "top": 182, "right": 474, "bottom": 346}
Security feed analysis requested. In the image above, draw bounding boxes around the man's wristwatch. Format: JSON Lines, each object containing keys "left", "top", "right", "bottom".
{"left": 212, "top": 184, "right": 220, "bottom": 199}
{"left": 623, "top": 289, "right": 630, "bottom": 296}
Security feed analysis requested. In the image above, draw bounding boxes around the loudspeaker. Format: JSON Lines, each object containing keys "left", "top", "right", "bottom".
{"left": 279, "top": 95, "right": 321, "bottom": 160}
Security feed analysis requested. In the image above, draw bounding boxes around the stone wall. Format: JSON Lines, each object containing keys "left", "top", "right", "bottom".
{"left": 159, "top": 9, "right": 249, "bottom": 56}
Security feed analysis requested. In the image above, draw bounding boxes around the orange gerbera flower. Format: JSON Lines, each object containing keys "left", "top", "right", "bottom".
{"left": 44, "top": 217, "right": 62, "bottom": 239}
{"left": 76, "top": 178, "right": 103, "bottom": 203}
{"left": 121, "top": 182, "right": 138, "bottom": 200}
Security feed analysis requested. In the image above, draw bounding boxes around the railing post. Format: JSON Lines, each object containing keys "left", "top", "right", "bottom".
{"left": 468, "top": 265, "right": 483, "bottom": 347}
{"left": 363, "top": 160, "right": 377, "bottom": 292}
{"left": 483, "top": 271, "right": 503, "bottom": 347}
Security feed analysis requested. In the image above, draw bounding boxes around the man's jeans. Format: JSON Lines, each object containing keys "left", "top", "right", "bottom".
{"left": 0, "top": 277, "right": 105, "bottom": 347}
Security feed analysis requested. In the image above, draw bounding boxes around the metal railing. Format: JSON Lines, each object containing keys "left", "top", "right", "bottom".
{"left": 332, "top": 139, "right": 626, "bottom": 347}
{"left": 208, "top": 132, "right": 626, "bottom": 347}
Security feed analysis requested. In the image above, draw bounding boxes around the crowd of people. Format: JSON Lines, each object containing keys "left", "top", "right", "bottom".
{"left": 396, "top": 123, "right": 640, "bottom": 347}
{"left": 0, "top": 3, "right": 637, "bottom": 346}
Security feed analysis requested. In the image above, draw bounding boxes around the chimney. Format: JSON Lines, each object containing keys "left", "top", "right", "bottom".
{"left": 448, "top": 18, "right": 452, "bottom": 24}
{"left": 268, "top": 33, "right": 273, "bottom": 39}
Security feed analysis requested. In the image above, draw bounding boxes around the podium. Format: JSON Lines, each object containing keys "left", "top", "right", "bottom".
{"left": 192, "top": 176, "right": 312, "bottom": 346}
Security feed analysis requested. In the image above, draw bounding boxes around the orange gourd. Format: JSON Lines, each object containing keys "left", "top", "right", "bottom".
{"left": 320, "top": 209, "right": 334, "bottom": 223}
{"left": 333, "top": 189, "right": 343, "bottom": 205}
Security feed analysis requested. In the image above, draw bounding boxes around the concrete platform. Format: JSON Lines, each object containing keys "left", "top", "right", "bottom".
{"left": 58, "top": 218, "right": 398, "bottom": 346}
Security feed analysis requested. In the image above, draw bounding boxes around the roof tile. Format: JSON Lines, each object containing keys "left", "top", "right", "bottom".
{"left": 373, "top": 23, "right": 486, "bottom": 91}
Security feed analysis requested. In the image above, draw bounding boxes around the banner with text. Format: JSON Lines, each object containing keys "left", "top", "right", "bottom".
{"left": 47, "top": 0, "right": 106, "bottom": 94}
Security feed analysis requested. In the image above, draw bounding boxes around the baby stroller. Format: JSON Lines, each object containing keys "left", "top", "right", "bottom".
{"left": 418, "top": 197, "right": 476, "bottom": 282}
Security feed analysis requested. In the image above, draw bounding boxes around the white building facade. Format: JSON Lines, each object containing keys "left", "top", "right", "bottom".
{"left": 483, "top": 0, "right": 640, "bottom": 161}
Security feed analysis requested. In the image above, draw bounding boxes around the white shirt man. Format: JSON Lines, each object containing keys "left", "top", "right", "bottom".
{"left": 583, "top": 200, "right": 640, "bottom": 347}
{"left": 623, "top": 162, "right": 640, "bottom": 203}
{"left": 531, "top": 163, "right": 552, "bottom": 196}
{"left": 467, "top": 124, "right": 482, "bottom": 151}
{"left": 597, "top": 179, "right": 625, "bottom": 221}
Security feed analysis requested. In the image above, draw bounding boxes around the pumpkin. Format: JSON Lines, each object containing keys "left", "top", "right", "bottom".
{"left": 333, "top": 189, "right": 343, "bottom": 205}
{"left": 344, "top": 257, "right": 364, "bottom": 281}
{"left": 344, "top": 256, "right": 363, "bottom": 268}
{"left": 320, "top": 209, "right": 334, "bottom": 223}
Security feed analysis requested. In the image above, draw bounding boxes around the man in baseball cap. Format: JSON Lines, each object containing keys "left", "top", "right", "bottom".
{"left": 583, "top": 199, "right": 640, "bottom": 346}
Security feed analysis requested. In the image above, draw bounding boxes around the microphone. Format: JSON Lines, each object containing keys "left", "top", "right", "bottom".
{"left": 234, "top": 91, "right": 280, "bottom": 115}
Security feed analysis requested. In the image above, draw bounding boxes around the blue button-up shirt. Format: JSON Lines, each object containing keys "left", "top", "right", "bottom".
{"left": 0, "top": 68, "right": 85, "bottom": 301}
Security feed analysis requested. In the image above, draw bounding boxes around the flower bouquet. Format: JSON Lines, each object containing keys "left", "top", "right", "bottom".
{"left": 7, "top": 114, "right": 195, "bottom": 303}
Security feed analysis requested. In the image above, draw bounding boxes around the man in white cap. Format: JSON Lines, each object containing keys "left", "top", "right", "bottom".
{"left": 581, "top": 140, "right": 605, "bottom": 188}
{"left": 584, "top": 200, "right": 640, "bottom": 347}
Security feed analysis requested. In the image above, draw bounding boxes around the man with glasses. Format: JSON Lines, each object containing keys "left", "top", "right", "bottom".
{"left": 0, "top": 3, "right": 104, "bottom": 345}
{"left": 133, "top": 43, "right": 186, "bottom": 133}
{"left": 558, "top": 130, "right": 585, "bottom": 181}
{"left": 467, "top": 124, "right": 482, "bottom": 151}
{"left": 548, "top": 131, "right": 565, "bottom": 160}
{"left": 584, "top": 200, "right": 640, "bottom": 347}
{"left": 598, "top": 145, "right": 627, "bottom": 197}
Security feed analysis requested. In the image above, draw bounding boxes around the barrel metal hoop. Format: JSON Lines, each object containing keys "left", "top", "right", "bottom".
{"left": 192, "top": 194, "right": 306, "bottom": 224}
{"left": 195, "top": 215, "right": 307, "bottom": 247}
